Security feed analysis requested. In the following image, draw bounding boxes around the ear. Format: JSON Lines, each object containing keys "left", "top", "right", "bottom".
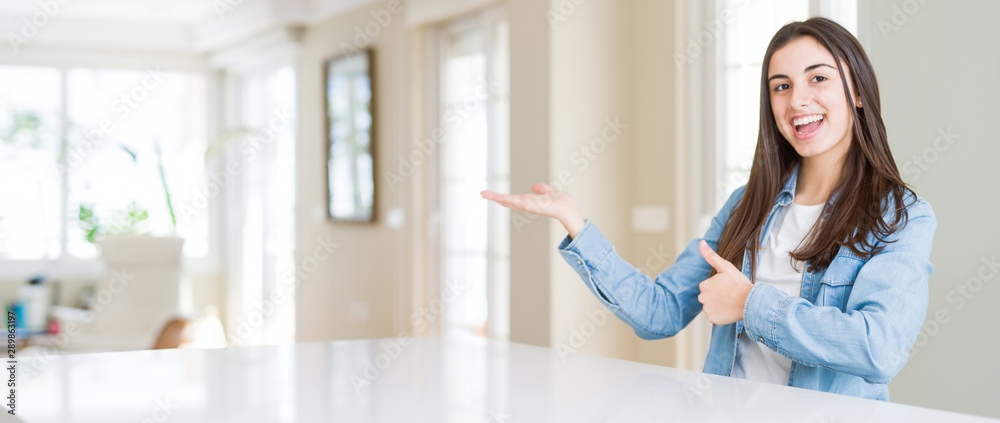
{"left": 855, "top": 96, "right": 863, "bottom": 108}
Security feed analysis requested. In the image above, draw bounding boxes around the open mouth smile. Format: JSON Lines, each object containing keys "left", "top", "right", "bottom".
{"left": 791, "top": 114, "right": 825, "bottom": 140}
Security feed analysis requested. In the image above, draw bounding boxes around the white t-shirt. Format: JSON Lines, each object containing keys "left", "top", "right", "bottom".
{"left": 731, "top": 200, "right": 824, "bottom": 385}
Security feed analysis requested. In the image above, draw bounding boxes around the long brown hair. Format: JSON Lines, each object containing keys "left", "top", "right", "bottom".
{"left": 716, "top": 17, "right": 912, "bottom": 280}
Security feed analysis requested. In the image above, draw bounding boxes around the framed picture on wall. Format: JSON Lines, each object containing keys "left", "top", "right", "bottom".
{"left": 324, "top": 48, "right": 376, "bottom": 222}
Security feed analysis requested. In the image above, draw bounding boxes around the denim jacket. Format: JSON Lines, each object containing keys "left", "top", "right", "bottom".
{"left": 557, "top": 165, "right": 937, "bottom": 401}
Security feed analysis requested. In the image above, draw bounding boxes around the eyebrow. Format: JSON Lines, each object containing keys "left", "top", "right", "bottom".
{"left": 767, "top": 63, "right": 837, "bottom": 83}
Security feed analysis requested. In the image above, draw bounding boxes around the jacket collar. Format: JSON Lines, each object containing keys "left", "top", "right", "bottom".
{"left": 776, "top": 163, "right": 800, "bottom": 206}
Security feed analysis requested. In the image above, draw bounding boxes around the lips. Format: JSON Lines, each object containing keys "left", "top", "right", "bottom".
{"left": 791, "top": 114, "right": 825, "bottom": 139}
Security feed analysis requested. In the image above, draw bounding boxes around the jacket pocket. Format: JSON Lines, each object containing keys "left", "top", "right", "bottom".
{"left": 818, "top": 256, "right": 864, "bottom": 311}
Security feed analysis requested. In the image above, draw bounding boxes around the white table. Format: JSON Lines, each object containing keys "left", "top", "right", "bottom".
{"left": 15, "top": 336, "right": 998, "bottom": 422}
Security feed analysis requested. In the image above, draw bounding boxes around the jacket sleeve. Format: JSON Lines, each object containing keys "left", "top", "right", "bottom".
{"left": 742, "top": 197, "right": 937, "bottom": 384}
{"left": 557, "top": 186, "right": 746, "bottom": 339}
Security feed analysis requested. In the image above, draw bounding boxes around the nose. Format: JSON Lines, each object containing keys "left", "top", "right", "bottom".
{"left": 789, "top": 85, "right": 814, "bottom": 110}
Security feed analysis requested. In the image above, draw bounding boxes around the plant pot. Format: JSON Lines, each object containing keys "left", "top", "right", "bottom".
{"left": 97, "top": 235, "right": 184, "bottom": 265}
{"left": 82, "top": 235, "right": 186, "bottom": 348}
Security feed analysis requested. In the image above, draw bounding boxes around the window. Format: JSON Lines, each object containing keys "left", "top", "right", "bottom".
{"left": 438, "top": 11, "right": 510, "bottom": 339}
{"left": 716, "top": 0, "right": 858, "bottom": 206}
{"left": 223, "top": 65, "right": 297, "bottom": 346}
{"left": 0, "top": 65, "right": 209, "bottom": 267}
{"left": 0, "top": 66, "right": 61, "bottom": 261}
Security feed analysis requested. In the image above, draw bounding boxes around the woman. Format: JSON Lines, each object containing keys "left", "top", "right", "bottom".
{"left": 481, "top": 17, "right": 936, "bottom": 401}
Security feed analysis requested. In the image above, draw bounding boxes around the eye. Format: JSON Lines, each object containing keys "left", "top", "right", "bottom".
{"left": 773, "top": 83, "right": 790, "bottom": 92}
{"left": 812, "top": 75, "right": 828, "bottom": 83}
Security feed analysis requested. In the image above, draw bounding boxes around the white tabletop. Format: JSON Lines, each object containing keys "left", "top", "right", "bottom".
{"left": 15, "top": 336, "right": 997, "bottom": 422}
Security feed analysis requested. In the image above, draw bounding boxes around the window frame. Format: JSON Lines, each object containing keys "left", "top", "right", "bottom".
{"left": 218, "top": 40, "right": 299, "bottom": 346}
{"left": 425, "top": 6, "right": 510, "bottom": 340}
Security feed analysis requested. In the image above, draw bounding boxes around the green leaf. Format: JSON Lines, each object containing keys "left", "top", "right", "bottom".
{"left": 119, "top": 145, "right": 138, "bottom": 162}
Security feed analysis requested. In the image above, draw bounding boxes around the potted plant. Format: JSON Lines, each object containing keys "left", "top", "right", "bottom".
{"left": 3, "top": 109, "right": 186, "bottom": 348}
{"left": 79, "top": 141, "right": 185, "bottom": 264}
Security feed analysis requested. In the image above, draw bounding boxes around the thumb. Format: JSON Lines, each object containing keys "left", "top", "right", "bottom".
{"left": 699, "top": 240, "right": 739, "bottom": 273}
{"left": 532, "top": 182, "right": 555, "bottom": 195}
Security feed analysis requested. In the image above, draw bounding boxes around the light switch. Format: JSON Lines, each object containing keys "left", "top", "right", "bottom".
{"left": 631, "top": 205, "right": 670, "bottom": 233}
{"left": 386, "top": 207, "right": 405, "bottom": 228}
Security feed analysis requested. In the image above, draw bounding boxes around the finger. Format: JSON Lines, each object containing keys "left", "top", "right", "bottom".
{"left": 490, "top": 195, "right": 522, "bottom": 209}
{"left": 480, "top": 190, "right": 503, "bottom": 200}
{"left": 490, "top": 194, "right": 536, "bottom": 214}
{"left": 699, "top": 240, "right": 740, "bottom": 274}
{"left": 496, "top": 198, "right": 525, "bottom": 212}
{"left": 484, "top": 191, "right": 532, "bottom": 208}
{"left": 482, "top": 191, "right": 517, "bottom": 204}
{"left": 532, "top": 183, "right": 555, "bottom": 195}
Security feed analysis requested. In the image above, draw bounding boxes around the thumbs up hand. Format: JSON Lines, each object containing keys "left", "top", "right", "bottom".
{"left": 697, "top": 240, "right": 754, "bottom": 326}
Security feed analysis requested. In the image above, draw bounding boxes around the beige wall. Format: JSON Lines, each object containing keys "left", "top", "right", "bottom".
{"left": 548, "top": 0, "right": 639, "bottom": 362}
{"left": 295, "top": 1, "right": 411, "bottom": 342}
{"left": 507, "top": 0, "right": 554, "bottom": 347}
{"left": 546, "top": 0, "right": 679, "bottom": 366}
{"left": 629, "top": 0, "right": 681, "bottom": 368}
{"left": 864, "top": 0, "right": 1000, "bottom": 417}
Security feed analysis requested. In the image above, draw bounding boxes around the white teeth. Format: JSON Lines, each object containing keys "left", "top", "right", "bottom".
{"left": 793, "top": 115, "right": 824, "bottom": 126}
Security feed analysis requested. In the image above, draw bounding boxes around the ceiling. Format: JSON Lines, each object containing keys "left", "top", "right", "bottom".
{"left": 0, "top": 0, "right": 219, "bottom": 24}
{"left": 0, "top": 0, "right": 376, "bottom": 56}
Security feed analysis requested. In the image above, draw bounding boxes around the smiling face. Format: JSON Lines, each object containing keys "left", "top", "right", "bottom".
{"left": 767, "top": 36, "right": 859, "bottom": 162}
